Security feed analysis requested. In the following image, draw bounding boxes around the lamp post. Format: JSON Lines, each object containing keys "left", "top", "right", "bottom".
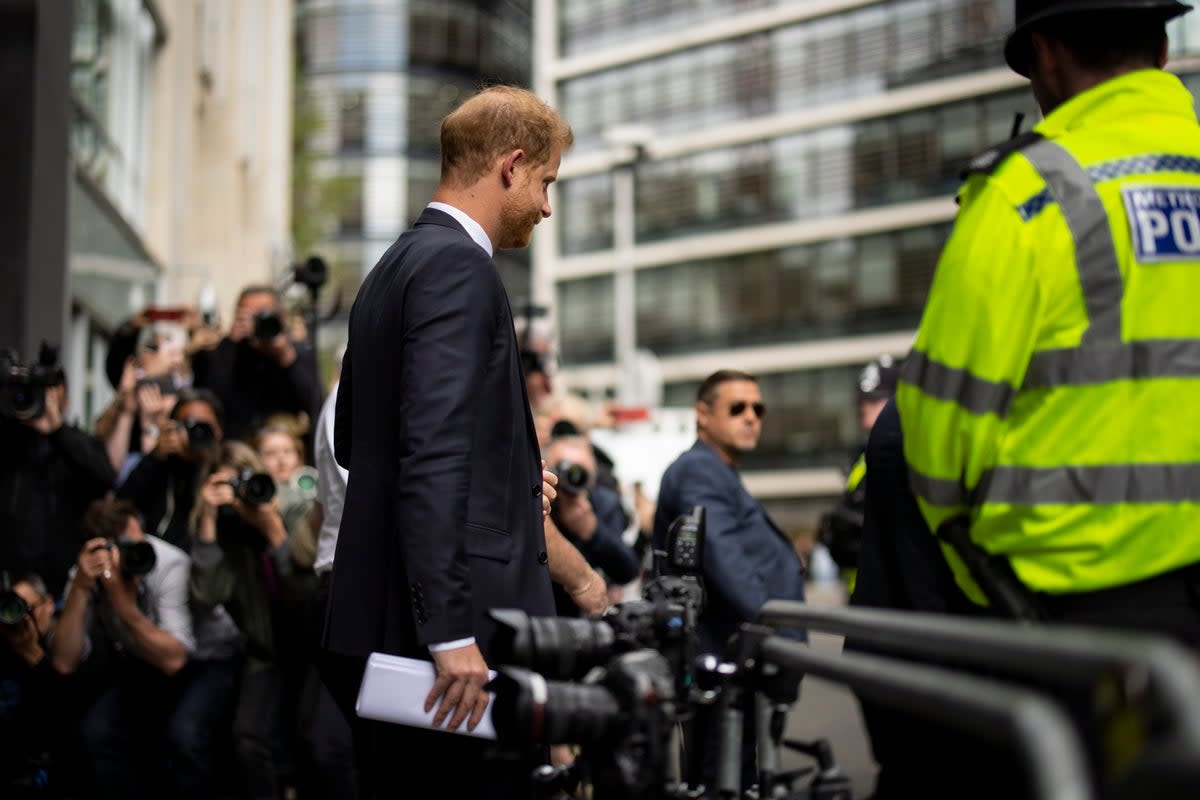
{"left": 605, "top": 125, "right": 653, "bottom": 405}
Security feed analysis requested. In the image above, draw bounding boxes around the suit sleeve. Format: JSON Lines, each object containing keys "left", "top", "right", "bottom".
{"left": 395, "top": 244, "right": 500, "bottom": 646}
{"left": 672, "top": 458, "right": 771, "bottom": 622}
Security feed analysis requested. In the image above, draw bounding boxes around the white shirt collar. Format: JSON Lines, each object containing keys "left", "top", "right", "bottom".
{"left": 426, "top": 202, "right": 494, "bottom": 256}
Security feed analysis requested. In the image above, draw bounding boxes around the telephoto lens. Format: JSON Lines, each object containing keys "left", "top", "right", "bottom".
{"left": 489, "top": 608, "right": 616, "bottom": 680}
{"left": 488, "top": 667, "right": 621, "bottom": 745}
{"left": 229, "top": 470, "right": 277, "bottom": 506}
{"left": 116, "top": 538, "right": 158, "bottom": 577}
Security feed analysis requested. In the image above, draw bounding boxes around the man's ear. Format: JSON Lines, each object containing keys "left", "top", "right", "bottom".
{"left": 500, "top": 149, "right": 524, "bottom": 188}
{"left": 695, "top": 400, "right": 709, "bottom": 433}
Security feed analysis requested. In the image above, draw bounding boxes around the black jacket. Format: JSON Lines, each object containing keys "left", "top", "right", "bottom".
{"left": 0, "top": 420, "right": 115, "bottom": 596}
{"left": 325, "top": 207, "right": 554, "bottom": 660}
{"left": 115, "top": 456, "right": 200, "bottom": 551}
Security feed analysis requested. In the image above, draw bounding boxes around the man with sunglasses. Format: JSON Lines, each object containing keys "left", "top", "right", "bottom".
{"left": 652, "top": 369, "right": 807, "bottom": 790}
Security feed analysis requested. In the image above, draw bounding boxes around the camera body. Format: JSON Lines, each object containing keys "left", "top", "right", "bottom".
{"left": 252, "top": 310, "right": 284, "bottom": 342}
{"left": 551, "top": 460, "right": 591, "bottom": 496}
{"left": 0, "top": 343, "right": 63, "bottom": 421}
{"left": 226, "top": 469, "right": 277, "bottom": 506}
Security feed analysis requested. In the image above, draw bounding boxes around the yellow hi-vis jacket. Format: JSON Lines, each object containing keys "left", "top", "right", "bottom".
{"left": 897, "top": 69, "right": 1200, "bottom": 605}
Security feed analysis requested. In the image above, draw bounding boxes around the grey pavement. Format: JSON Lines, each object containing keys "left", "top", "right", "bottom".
{"left": 778, "top": 582, "right": 879, "bottom": 799}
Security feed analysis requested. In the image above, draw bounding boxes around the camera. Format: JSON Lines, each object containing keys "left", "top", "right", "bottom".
{"left": 292, "top": 256, "right": 328, "bottom": 293}
{"left": 0, "top": 572, "right": 31, "bottom": 627}
{"left": 102, "top": 537, "right": 158, "bottom": 578}
{"left": 181, "top": 417, "right": 218, "bottom": 450}
{"left": 490, "top": 649, "right": 677, "bottom": 800}
{"left": 0, "top": 343, "right": 63, "bottom": 421}
{"left": 551, "top": 460, "right": 591, "bottom": 495}
{"left": 226, "top": 469, "right": 277, "bottom": 506}
{"left": 252, "top": 310, "right": 284, "bottom": 342}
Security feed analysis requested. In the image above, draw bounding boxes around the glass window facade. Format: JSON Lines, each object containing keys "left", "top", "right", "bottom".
{"left": 559, "top": 89, "right": 1036, "bottom": 255}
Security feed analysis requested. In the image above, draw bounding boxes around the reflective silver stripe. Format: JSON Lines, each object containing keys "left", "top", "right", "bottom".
{"left": 1022, "top": 139, "right": 1124, "bottom": 344}
{"left": 1024, "top": 339, "right": 1200, "bottom": 388}
{"left": 902, "top": 350, "right": 1016, "bottom": 416}
{"left": 979, "top": 463, "right": 1200, "bottom": 505}
{"left": 907, "top": 465, "right": 970, "bottom": 508}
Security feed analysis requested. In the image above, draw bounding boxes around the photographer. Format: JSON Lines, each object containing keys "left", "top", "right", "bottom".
{"left": 116, "top": 388, "right": 224, "bottom": 550}
{"left": 191, "top": 286, "right": 322, "bottom": 442}
{"left": 189, "top": 441, "right": 305, "bottom": 800}
{"left": 0, "top": 572, "right": 72, "bottom": 797}
{"left": 0, "top": 344, "right": 117, "bottom": 596}
{"left": 52, "top": 498, "right": 194, "bottom": 799}
{"left": 95, "top": 337, "right": 188, "bottom": 479}
{"left": 545, "top": 434, "right": 640, "bottom": 617}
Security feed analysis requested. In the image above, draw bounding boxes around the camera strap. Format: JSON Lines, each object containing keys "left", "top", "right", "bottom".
{"left": 157, "top": 473, "right": 175, "bottom": 540}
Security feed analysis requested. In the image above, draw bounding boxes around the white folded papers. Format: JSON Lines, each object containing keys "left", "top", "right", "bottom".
{"left": 355, "top": 651, "right": 498, "bottom": 739}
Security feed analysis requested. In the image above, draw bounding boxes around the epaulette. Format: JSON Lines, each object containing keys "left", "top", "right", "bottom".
{"left": 959, "top": 131, "right": 1044, "bottom": 180}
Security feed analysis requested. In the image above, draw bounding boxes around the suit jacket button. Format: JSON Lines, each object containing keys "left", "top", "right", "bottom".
{"left": 532, "top": 485, "right": 540, "bottom": 498}
{"left": 537, "top": 551, "right": 548, "bottom": 565}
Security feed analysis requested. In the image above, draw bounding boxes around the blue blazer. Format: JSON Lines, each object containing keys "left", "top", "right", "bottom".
{"left": 325, "top": 208, "right": 555, "bottom": 660}
{"left": 652, "top": 440, "right": 806, "bottom": 652}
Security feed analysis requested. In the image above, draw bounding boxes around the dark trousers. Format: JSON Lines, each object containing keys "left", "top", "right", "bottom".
{"left": 234, "top": 661, "right": 285, "bottom": 800}
{"left": 169, "top": 658, "right": 240, "bottom": 799}
{"left": 304, "top": 573, "right": 359, "bottom": 800}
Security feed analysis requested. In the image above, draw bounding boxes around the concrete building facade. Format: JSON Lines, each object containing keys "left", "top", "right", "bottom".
{"left": 533, "top": 0, "right": 1200, "bottom": 526}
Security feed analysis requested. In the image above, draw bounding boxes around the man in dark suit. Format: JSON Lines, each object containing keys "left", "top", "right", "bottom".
{"left": 653, "top": 369, "right": 807, "bottom": 790}
{"left": 323, "top": 85, "right": 574, "bottom": 799}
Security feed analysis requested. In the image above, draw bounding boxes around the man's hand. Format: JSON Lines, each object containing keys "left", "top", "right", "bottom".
{"left": 541, "top": 461, "right": 558, "bottom": 518}
{"left": 100, "top": 547, "right": 139, "bottom": 610}
{"left": 426, "top": 642, "right": 491, "bottom": 733}
{"left": 0, "top": 615, "right": 45, "bottom": 666}
{"left": 23, "top": 386, "right": 64, "bottom": 435}
{"left": 568, "top": 569, "right": 608, "bottom": 616}
{"left": 259, "top": 333, "right": 298, "bottom": 368}
{"left": 75, "top": 538, "right": 114, "bottom": 592}
{"left": 552, "top": 488, "right": 597, "bottom": 542}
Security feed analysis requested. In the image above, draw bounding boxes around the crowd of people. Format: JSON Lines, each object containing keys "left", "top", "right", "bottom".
{"left": 0, "top": 286, "right": 350, "bottom": 799}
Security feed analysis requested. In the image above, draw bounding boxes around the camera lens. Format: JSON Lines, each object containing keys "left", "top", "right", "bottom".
{"left": 185, "top": 419, "right": 216, "bottom": 449}
{"left": 236, "top": 472, "right": 277, "bottom": 506}
{"left": 489, "top": 667, "right": 620, "bottom": 745}
{"left": 2, "top": 382, "right": 45, "bottom": 421}
{"left": 490, "top": 609, "right": 616, "bottom": 680}
{"left": 553, "top": 461, "right": 591, "bottom": 495}
{"left": 253, "top": 311, "right": 284, "bottom": 341}
{"left": 117, "top": 539, "right": 158, "bottom": 577}
{"left": 0, "top": 589, "right": 30, "bottom": 626}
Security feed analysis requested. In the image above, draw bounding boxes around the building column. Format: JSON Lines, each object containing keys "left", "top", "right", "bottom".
{"left": 0, "top": 0, "right": 74, "bottom": 360}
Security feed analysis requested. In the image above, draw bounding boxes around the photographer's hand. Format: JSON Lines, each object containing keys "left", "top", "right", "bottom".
{"left": 23, "top": 385, "right": 64, "bottom": 435}
{"left": 0, "top": 615, "right": 45, "bottom": 666}
{"left": 75, "top": 537, "right": 114, "bottom": 591}
{"left": 262, "top": 334, "right": 298, "bottom": 368}
{"left": 427, "top": 642, "right": 491, "bottom": 732}
{"left": 553, "top": 489, "right": 597, "bottom": 542}
{"left": 235, "top": 498, "right": 288, "bottom": 550}
{"left": 152, "top": 423, "right": 187, "bottom": 460}
{"left": 541, "top": 461, "right": 558, "bottom": 518}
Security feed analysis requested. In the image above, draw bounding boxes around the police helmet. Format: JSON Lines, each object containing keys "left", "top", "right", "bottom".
{"left": 1005, "top": 0, "right": 1191, "bottom": 77}
{"left": 858, "top": 355, "right": 900, "bottom": 403}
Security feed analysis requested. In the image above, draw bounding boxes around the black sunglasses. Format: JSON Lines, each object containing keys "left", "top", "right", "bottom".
{"left": 728, "top": 401, "right": 766, "bottom": 419}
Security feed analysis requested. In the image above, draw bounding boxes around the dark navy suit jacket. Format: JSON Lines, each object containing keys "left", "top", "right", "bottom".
{"left": 325, "top": 207, "right": 554, "bottom": 661}
{"left": 653, "top": 440, "right": 806, "bottom": 652}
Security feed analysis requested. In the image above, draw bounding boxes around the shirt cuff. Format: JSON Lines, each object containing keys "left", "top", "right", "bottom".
{"left": 428, "top": 637, "right": 475, "bottom": 653}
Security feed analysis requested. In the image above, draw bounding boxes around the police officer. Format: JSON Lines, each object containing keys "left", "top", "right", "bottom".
{"left": 897, "top": 0, "right": 1200, "bottom": 641}
{"left": 818, "top": 355, "right": 898, "bottom": 592}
